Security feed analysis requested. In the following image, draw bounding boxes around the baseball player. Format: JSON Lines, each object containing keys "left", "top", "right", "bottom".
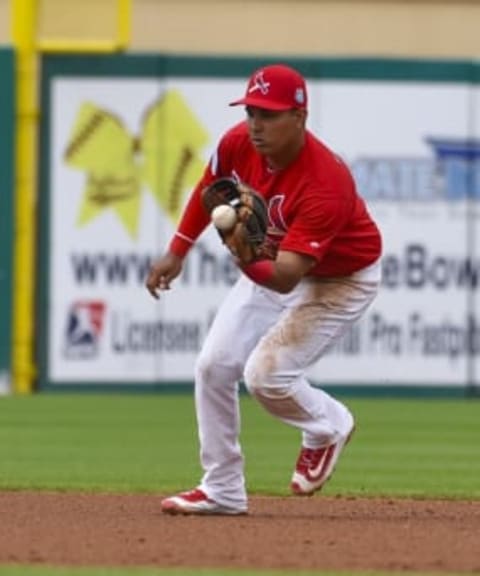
{"left": 146, "top": 64, "right": 382, "bottom": 515}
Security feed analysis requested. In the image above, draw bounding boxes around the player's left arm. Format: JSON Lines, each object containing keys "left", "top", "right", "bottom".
{"left": 241, "top": 250, "right": 316, "bottom": 294}
{"left": 240, "top": 184, "right": 349, "bottom": 293}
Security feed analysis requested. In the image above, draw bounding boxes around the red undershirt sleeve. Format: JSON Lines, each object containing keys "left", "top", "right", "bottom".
{"left": 241, "top": 260, "right": 275, "bottom": 285}
{"left": 169, "top": 127, "right": 237, "bottom": 258}
{"left": 168, "top": 180, "right": 211, "bottom": 258}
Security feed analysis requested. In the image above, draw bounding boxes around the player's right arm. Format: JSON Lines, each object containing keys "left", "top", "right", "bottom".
{"left": 145, "top": 251, "right": 183, "bottom": 299}
{"left": 146, "top": 129, "right": 237, "bottom": 299}
{"left": 145, "top": 175, "right": 211, "bottom": 299}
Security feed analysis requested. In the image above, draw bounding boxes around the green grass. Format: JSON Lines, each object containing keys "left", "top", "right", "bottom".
{"left": 0, "top": 394, "right": 479, "bottom": 576}
{"left": 0, "top": 394, "right": 478, "bottom": 498}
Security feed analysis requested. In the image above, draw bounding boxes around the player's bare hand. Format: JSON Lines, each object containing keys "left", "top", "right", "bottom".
{"left": 146, "top": 252, "right": 183, "bottom": 299}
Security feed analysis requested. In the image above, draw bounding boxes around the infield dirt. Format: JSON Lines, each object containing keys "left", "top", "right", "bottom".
{"left": 0, "top": 491, "right": 479, "bottom": 573}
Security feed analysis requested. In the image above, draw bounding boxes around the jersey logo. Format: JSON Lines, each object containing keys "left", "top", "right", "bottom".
{"left": 267, "top": 195, "right": 288, "bottom": 236}
{"left": 230, "top": 169, "right": 241, "bottom": 184}
{"left": 248, "top": 71, "right": 271, "bottom": 95}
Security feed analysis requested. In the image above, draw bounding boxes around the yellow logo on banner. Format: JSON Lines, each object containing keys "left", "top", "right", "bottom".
{"left": 64, "top": 90, "right": 209, "bottom": 238}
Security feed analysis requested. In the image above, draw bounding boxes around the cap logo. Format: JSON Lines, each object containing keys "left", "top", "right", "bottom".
{"left": 294, "top": 88, "right": 305, "bottom": 105}
{"left": 248, "top": 71, "right": 270, "bottom": 96}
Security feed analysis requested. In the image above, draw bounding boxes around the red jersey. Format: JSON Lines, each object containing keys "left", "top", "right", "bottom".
{"left": 173, "top": 122, "right": 382, "bottom": 277}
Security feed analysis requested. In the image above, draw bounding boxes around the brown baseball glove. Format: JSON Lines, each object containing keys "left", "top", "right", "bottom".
{"left": 201, "top": 177, "right": 274, "bottom": 264}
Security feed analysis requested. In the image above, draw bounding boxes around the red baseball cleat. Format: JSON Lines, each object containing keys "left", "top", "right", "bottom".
{"left": 161, "top": 488, "right": 247, "bottom": 516}
{"left": 290, "top": 423, "right": 355, "bottom": 496}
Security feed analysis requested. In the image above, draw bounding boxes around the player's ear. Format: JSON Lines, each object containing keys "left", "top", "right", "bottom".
{"left": 291, "top": 108, "right": 307, "bottom": 127}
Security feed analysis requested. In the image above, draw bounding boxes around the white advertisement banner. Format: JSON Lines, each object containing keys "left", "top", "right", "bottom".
{"left": 47, "top": 73, "right": 479, "bottom": 387}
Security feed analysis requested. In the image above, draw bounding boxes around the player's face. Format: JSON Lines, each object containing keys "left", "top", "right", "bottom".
{"left": 245, "top": 106, "right": 306, "bottom": 165}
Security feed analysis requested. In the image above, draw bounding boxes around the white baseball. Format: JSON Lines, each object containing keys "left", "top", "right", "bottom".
{"left": 211, "top": 204, "right": 237, "bottom": 231}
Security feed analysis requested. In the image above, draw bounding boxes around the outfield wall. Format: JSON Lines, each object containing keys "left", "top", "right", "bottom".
{"left": 2, "top": 0, "right": 479, "bottom": 59}
{"left": 38, "top": 54, "right": 480, "bottom": 393}
{"left": 130, "top": 0, "right": 480, "bottom": 59}
{"left": 0, "top": 47, "right": 14, "bottom": 394}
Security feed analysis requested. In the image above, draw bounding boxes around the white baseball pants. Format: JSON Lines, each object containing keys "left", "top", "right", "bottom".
{"left": 195, "top": 260, "right": 381, "bottom": 509}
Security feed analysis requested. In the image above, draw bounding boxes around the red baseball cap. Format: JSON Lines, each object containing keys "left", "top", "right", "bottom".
{"left": 229, "top": 64, "right": 308, "bottom": 111}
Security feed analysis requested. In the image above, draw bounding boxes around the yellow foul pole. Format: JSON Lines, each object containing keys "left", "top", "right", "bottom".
{"left": 11, "top": 0, "right": 37, "bottom": 394}
{"left": 36, "top": 0, "right": 131, "bottom": 53}
{"left": 118, "top": 0, "right": 132, "bottom": 49}
{"left": 10, "top": 0, "right": 131, "bottom": 394}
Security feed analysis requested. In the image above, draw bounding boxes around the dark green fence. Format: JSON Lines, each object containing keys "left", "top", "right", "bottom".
{"left": 0, "top": 47, "right": 14, "bottom": 393}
